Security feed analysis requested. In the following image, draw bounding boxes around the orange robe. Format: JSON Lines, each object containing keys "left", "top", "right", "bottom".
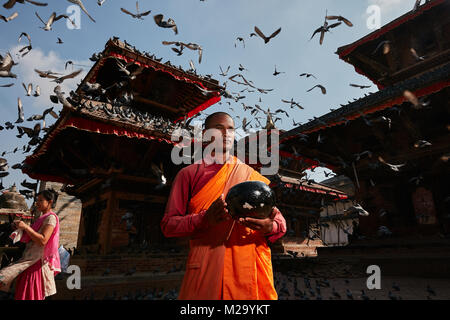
{"left": 178, "top": 156, "right": 278, "bottom": 300}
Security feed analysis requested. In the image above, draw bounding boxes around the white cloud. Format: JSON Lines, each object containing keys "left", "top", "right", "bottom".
{"left": 8, "top": 45, "right": 91, "bottom": 112}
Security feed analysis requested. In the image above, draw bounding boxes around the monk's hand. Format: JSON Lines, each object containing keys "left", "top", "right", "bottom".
{"left": 204, "top": 194, "right": 230, "bottom": 226}
{"left": 238, "top": 207, "right": 276, "bottom": 234}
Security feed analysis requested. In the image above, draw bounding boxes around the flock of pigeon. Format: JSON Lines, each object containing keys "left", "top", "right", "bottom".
{"left": 0, "top": 0, "right": 445, "bottom": 302}
{"left": 0, "top": 0, "right": 441, "bottom": 217}
{"left": 0, "top": 0, "right": 204, "bottom": 193}
{"left": 0, "top": 0, "right": 436, "bottom": 192}
{"left": 0, "top": 0, "right": 441, "bottom": 258}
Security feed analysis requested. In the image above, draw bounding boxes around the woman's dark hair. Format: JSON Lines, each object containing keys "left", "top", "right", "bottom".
{"left": 37, "top": 188, "right": 59, "bottom": 209}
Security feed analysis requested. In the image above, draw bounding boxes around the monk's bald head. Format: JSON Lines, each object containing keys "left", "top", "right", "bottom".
{"left": 202, "top": 111, "right": 235, "bottom": 154}
{"left": 204, "top": 112, "right": 234, "bottom": 129}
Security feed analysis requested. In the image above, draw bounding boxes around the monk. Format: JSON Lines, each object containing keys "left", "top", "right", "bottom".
{"left": 161, "top": 112, "right": 286, "bottom": 300}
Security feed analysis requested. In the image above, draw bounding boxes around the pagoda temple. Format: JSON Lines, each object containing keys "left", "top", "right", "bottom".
{"left": 279, "top": 0, "right": 450, "bottom": 254}
{"left": 22, "top": 38, "right": 224, "bottom": 256}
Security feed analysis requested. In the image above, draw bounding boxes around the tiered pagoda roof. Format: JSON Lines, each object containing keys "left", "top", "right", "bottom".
{"left": 22, "top": 38, "right": 223, "bottom": 185}
{"left": 336, "top": 0, "right": 449, "bottom": 89}
{"left": 279, "top": 0, "right": 450, "bottom": 172}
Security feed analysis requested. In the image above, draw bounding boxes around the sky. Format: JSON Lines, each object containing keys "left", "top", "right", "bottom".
{"left": 0, "top": 0, "right": 417, "bottom": 199}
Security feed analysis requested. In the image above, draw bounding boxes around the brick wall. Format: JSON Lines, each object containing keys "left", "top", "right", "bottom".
{"left": 39, "top": 181, "right": 82, "bottom": 249}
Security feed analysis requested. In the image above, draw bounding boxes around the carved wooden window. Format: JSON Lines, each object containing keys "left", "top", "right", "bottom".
{"left": 81, "top": 200, "right": 106, "bottom": 245}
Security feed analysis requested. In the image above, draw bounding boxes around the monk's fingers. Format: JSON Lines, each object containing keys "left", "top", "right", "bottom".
{"left": 210, "top": 208, "right": 222, "bottom": 221}
{"left": 242, "top": 217, "right": 262, "bottom": 224}
{"left": 211, "top": 198, "right": 221, "bottom": 209}
{"left": 218, "top": 193, "right": 227, "bottom": 205}
{"left": 212, "top": 208, "right": 230, "bottom": 223}
{"left": 217, "top": 207, "right": 228, "bottom": 216}
{"left": 206, "top": 206, "right": 223, "bottom": 224}
{"left": 220, "top": 212, "right": 231, "bottom": 221}
{"left": 244, "top": 217, "right": 271, "bottom": 228}
{"left": 246, "top": 223, "right": 263, "bottom": 231}
{"left": 220, "top": 196, "right": 228, "bottom": 207}
{"left": 239, "top": 219, "right": 263, "bottom": 230}
{"left": 211, "top": 200, "right": 226, "bottom": 215}
{"left": 214, "top": 195, "right": 227, "bottom": 208}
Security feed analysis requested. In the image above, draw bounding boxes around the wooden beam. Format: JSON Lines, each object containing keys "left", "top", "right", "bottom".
{"left": 353, "top": 52, "right": 390, "bottom": 75}
{"left": 80, "top": 170, "right": 173, "bottom": 187}
{"left": 366, "top": 122, "right": 389, "bottom": 151}
{"left": 89, "top": 134, "right": 115, "bottom": 170}
{"left": 377, "top": 140, "right": 450, "bottom": 165}
{"left": 56, "top": 149, "right": 78, "bottom": 173}
{"left": 319, "top": 212, "right": 359, "bottom": 222}
{"left": 137, "top": 142, "right": 158, "bottom": 171}
{"left": 72, "top": 178, "right": 103, "bottom": 195}
{"left": 141, "top": 195, "right": 167, "bottom": 204}
{"left": 397, "top": 112, "right": 422, "bottom": 142}
{"left": 384, "top": 32, "right": 400, "bottom": 73}
{"left": 115, "top": 173, "right": 172, "bottom": 186}
{"left": 327, "top": 132, "right": 355, "bottom": 165}
{"left": 113, "top": 191, "right": 168, "bottom": 204}
{"left": 278, "top": 167, "right": 307, "bottom": 178}
{"left": 277, "top": 206, "right": 317, "bottom": 218}
{"left": 134, "top": 95, "right": 180, "bottom": 114}
{"left": 102, "top": 190, "right": 116, "bottom": 254}
{"left": 277, "top": 203, "right": 320, "bottom": 212}
{"left": 433, "top": 21, "right": 444, "bottom": 51}
{"left": 64, "top": 144, "right": 95, "bottom": 170}
{"left": 388, "top": 48, "right": 450, "bottom": 82}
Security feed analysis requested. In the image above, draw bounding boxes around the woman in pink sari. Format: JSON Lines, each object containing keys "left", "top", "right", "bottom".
{"left": 0, "top": 189, "right": 61, "bottom": 300}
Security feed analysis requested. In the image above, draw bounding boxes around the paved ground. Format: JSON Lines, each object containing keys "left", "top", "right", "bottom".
{"left": 272, "top": 236, "right": 450, "bottom": 300}
{"left": 273, "top": 272, "right": 450, "bottom": 300}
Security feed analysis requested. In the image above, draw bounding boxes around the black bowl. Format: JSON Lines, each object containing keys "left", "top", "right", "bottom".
{"left": 225, "top": 181, "right": 276, "bottom": 219}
